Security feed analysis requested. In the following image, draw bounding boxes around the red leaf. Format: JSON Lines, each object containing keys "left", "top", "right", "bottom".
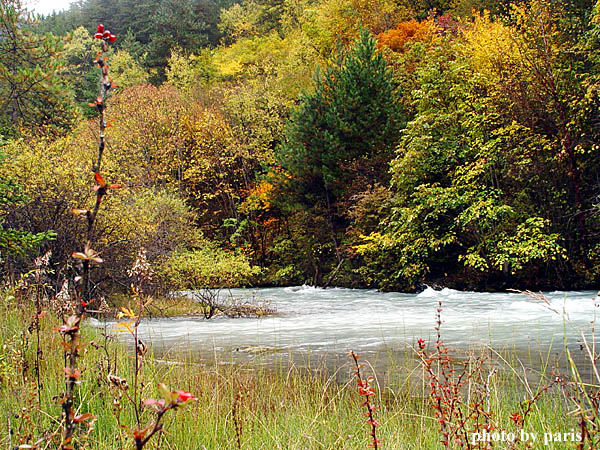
{"left": 94, "top": 172, "right": 106, "bottom": 187}
{"left": 176, "top": 390, "right": 195, "bottom": 403}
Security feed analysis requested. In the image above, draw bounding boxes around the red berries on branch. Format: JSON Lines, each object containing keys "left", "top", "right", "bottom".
{"left": 94, "top": 24, "right": 116, "bottom": 43}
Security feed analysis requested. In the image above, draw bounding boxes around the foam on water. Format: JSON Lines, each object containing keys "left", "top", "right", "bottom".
{"left": 93, "top": 287, "right": 600, "bottom": 364}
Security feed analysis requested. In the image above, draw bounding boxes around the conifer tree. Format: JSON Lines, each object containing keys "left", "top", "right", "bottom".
{"left": 0, "top": 0, "right": 74, "bottom": 135}
{"left": 276, "top": 29, "right": 402, "bottom": 283}
{"left": 279, "top": 28, "right": 401, "bottom": 210}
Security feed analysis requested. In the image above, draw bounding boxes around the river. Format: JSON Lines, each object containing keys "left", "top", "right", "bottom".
{"left": 93, "top": 286, "right": 600, "bottom": 376}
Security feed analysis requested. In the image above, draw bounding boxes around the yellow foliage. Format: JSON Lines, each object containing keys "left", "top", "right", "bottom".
{"left": 460, "top": 11, "right": 521, "bottom": 84}
{"left": 114, "top": 320, "right": 136, "bottom": 333}
{"left": 116, "top": 307, "right": 136, "bottom": 319}
{"left": 239, "top": 180, "right": 275, "bottom": 214}
{"left": 301, "top": 0, "right": 409, "bottom": 55}
{"left": 218, "top": 1, "right": 264, "bottom": 40}
{"left": 166, "top": 48, "right": 215, "bottom": 91}
{"left": 1, "top": 91, "right": 202, "bottom": 284}
{"left": 213, "top": 32, "right": 293, "bottom": 78}
{"left": 109, "top": 50, "right": 149, "bottom": 89}
{"left": 101, "top": 83, "right": 187, "bottom": 185}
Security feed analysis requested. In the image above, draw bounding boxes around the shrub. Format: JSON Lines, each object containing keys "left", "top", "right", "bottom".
{"left": 158, "top": 246, "right": 262, "bottom": 289}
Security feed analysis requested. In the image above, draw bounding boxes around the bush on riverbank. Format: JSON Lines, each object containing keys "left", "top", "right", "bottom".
{"left": 158, "top": 246, "right": 262, "bottom": 290}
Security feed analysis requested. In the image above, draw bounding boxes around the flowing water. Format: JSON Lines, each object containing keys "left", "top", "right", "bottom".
{"left": 94, "top": 286, "right": 600, "bottom": 374}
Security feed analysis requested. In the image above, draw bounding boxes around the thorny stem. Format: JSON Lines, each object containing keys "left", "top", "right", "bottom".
{"left": 61, "top": 322, "right": 81, "bottom": 448}
{"left": 34, "top": 278, "right": 42, "bottom": 405}
{"left": 350, "top": 351, "right": 380, "bottom": 449}
{"left": 133, "top": 290, "right": 143, "bottom": 427}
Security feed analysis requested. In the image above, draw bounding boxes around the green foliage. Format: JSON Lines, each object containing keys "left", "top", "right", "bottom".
{"left": 218, "top": 0, "right": 273, "bottom": 42}
{"left": 356, "top": 7, "right": 598, "bottom": 290}
{"left": 461, "top": 217, "right": 566, "bottom": 273}
{"left": 274, "top": 29, "right": 402, "bottom": 285}
{"left": 9, "top": 0, "right": 600, "bottom": 292}
{"left": 0, "top": 117, "right": 200, "bottom": 289}
{"left": 166, "top": 48, "right": 216, "bottom": 91}
{"left": 278, "top": 29, "right": 402, "bottom": 204}
{"left": 109, "top": 49, "right": 149, "bottom": 89}
{"left": 0, "top": 0, "right": 76, "bottom": 136}
{"left": 159, "top": 246, "right": 262, "bottom": 289}
{"left": 60, "top": 26, "right": 96, "bottom": 108}
{"left": 300, "top": 0, "right": 409, "bottom": 56}
{"left": 146, "top": 0, "right": 211, "bottom": 81}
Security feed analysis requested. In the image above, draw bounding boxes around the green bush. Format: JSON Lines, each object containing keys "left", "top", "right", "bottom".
{"left": 159, "top": 246, "right": 262, "bottom": 289}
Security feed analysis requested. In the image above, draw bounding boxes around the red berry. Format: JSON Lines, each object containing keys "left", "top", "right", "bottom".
{"left": 108, "top": 34, "right": 117, "bottom": 43}
{"left": 97, "top": 23, "right": 104, "bottom": 33}
{"left": 94, "top": 32, "right": 103, "bottom": 39}
{"left": 102, "top": 30, "right": 111, "bottom": 39}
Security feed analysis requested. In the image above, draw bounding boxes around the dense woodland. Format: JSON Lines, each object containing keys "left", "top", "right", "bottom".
{"left": 1, "top": 0, "right": 600, "bottom": 293}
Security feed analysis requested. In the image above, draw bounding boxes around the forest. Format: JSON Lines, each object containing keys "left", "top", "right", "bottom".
{"left": 3, "top": 1, "right": 600, "bottom": 449}
{"left": 1, "top": 0, "right": 600, "bottom": 296}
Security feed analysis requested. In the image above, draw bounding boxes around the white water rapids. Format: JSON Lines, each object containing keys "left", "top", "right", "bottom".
{"left": 92, "top": 286, "right": 600, "bottom": 371}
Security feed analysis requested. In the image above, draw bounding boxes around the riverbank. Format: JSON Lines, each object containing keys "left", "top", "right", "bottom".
{"left": 1, "top": 291, "right": 595, "bottom": 449}
{"left": 109, "top": 290, "right": 276, "bottom": 319}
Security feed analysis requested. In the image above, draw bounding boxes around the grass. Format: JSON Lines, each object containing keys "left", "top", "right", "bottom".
{"left": 0, "top": 293, "right": 587, "bottom": 450}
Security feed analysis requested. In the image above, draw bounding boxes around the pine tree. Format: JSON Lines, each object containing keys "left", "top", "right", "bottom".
{"left": 146, "top": 0, "right": 209, "bottom": 81}
{"left": 276, "top": 29, "right": 402, "bottom": 283}
{"left": 279, "top": 28, "right": 402, "bottom": 206}
{"left": 0, "top": 0, "right": 75, "bottom": 136}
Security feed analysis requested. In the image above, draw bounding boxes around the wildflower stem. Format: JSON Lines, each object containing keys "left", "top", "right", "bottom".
{"left": 350, "top": 351, "right": 380, "bottom": 449}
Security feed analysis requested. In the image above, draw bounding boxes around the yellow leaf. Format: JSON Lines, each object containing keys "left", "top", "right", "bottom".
{"left": 116, "top": 307, "right": 136, "bottom": 319}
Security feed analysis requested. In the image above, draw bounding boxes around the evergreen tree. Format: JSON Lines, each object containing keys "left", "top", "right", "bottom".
{"left": 279, "top": 29, "right": 402, "bottom": 208}
{"left": 146, "top": 0, "right": 209, "bottom": 81}
{"left": 0, "top": 0, "right": 75, "bottom": 136}
{"left": 276, "top": 29, "right": 402, "bottom": 284}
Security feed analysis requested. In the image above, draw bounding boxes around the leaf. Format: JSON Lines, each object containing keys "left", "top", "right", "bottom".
{"left": 94, "top": 172, "right": 106, "bottom": 187}
{"left": 73, "top": 412, "right": 94, "bottom": 423}
{"left": 117, "top": 307, "right": 136, "bottom": 319}
{"left": 72, "top": 208, "right": 89, "bottom": 216}
{"left": 114, "top": 320, "right": 135, "bottom": 333}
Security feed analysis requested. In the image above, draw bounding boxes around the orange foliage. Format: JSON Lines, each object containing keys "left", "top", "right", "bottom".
{"left": 376, "top": 19, "right": 434, "bottom": 53}
{"left": 240, "top": 179, "right": 275, "bottom": 214}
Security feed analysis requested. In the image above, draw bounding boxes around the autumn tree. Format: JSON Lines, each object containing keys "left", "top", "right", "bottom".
{"left": 357, "top": 4, "right": 600, "bottom": 291}
{"left": 377, "top": 18, "right": 434, "bottom": 53}
{"left": 0, "top": 148, "right": 55, "bottom": 262}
